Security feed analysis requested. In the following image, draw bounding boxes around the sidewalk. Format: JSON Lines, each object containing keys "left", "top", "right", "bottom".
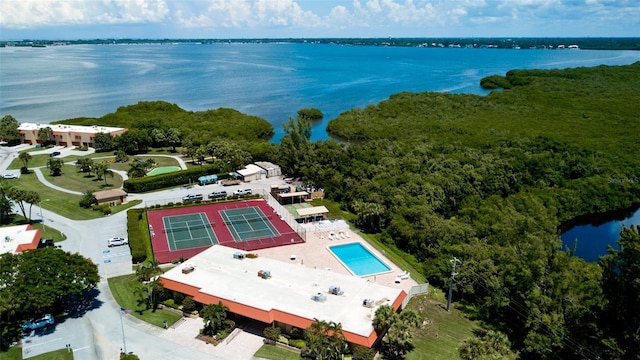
{"left": 159, "top": 316, "right": 264, "bottom": 360}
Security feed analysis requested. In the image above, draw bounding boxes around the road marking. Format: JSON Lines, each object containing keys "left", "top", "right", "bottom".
{"left": 103, "top": 252, "right": 129, "bottom": 259}
{"left": 73, "top": 346, "right": 91, "bottom": 352}
{"left": 22, "top": 337, "right": 63, "bottom": 349}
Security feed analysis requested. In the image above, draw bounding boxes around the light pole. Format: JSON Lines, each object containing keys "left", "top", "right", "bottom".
{"left": 119, "top": 308, "right": 127, "bottom": 354}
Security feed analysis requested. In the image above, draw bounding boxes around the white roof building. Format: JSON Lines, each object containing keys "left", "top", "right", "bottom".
{"left": 160, "top": 245, "right": 407, "bottom": 347}
{"left": 0, "top": 225, "right": 42, "bottom": 255}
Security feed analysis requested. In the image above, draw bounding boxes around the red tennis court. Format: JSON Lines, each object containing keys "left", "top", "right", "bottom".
{"left": 147, "top": 199, "right": 304, "bottom": 263}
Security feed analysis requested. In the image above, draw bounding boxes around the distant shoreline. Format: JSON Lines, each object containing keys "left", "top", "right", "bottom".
{"left": 2, "top": 37, "right": 639, "bottom": 50}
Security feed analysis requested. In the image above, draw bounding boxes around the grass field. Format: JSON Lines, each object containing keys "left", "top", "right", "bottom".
{"left": 253, "top": 345, "right": 302, "bottom": 360}
{"left": 108, "top": 155, "right": 181, "bottom": 172}
{"left": 0, "top": 347, "right": 22, "bottom": 360}
{"left": 30, "top": 349, "right": 74, "bottom": 360}
{"left": 46, "top": 164, "right": 124, "bottom": 191}
{"left": 108, "top": 274, "right": 183, "bottom": 328}
{"left": 405, "top": 294, "right": 479, "bottom": 360}
{"left": 10, "top": 170, "right": 140, "bottom": 220}
{"left": 0, "top": 348, "right": 74, "bottom": 360}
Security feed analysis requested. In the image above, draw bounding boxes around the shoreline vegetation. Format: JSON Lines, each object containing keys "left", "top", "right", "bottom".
{"left": 1, "top": 37, "right": 639, "bottom": 50}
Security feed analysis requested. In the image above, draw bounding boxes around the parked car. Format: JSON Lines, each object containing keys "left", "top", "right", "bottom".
{"left": 182, "top": 194, "right": 204, "bottom": 201}
{"left": 208, "top": 190, "right": 227, "bottom": 199}
{"left": 49, "top": 151, "right": 61, "bottom": 157}
{"left": 107, "top": 237, "right": 128, "bottom": 247}
{"left": 2, "top": 173, "right": 17, "bottom": 179}
{"left": 22, "top": 314, "right": 54, "bottom": 332}
{"left": 233, "top": 188, "right": 252, "bottom": 195}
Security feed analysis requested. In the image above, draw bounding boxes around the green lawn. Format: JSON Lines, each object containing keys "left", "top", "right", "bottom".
{"left": 46, "top": 164, "right": 123, "bottom": 191}
{"left": 108, "top": 155, "right": 181, "bottom": 172}
{"left": 405, "top": 294, "right": 479, "bottom": 360}
{"left": 10, "top": 171, "right": 140, "bottom": 220}
{"left": 8, "top": 152, "right": 103, "bottom": 170}
{"left": 253, "top": 345, "right": 302, "bottom": 360}
{"left": 107, "top": 274, "right": 183, "bottom": 328}
{"left": 0, "top": 348, "right": 74, "bottom": 360}
{"left": 0, "top": 347, "right": 22, "bottom": 360}
{"left": 30, "top": 349, "right": 74, "bottom": 360}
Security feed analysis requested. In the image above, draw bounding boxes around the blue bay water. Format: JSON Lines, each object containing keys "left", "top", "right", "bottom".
{"left": 2, "top": 43, "right": 640, "bottom": 142}
{"left": 560, "top": 207, "right": 640, "bottom": 262}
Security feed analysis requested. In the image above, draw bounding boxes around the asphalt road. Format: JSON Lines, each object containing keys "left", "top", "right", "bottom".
{"left": 1, "top": 145, "right": 286, "bottom": 359}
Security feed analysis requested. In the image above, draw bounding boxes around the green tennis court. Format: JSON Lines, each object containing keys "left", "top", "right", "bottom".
{"left": 163, "top": 213, "right": 218, "bottom": 250}
{"left": 220, "top": 207, "right": 280, "bottom": 242}
{"left": 147, "top": 166, "right": 181, "bottom": 176}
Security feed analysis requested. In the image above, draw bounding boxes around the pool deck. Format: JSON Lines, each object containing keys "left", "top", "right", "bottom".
{"left": 253, "top": 226, "right": 418, "bottom": 291}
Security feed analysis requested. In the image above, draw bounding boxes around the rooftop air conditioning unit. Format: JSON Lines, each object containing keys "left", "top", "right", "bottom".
{"left": 329, "top": 285, "right": 344, "bottom": 296}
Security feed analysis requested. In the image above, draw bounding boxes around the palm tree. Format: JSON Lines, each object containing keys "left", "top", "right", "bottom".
{"left": 373, "top": 304, "right": 396, "bottom": 334}
{"left": 200, "top": 301, "right": 228, "bottom": 335}
{"left": 306, "top": 319, "right": 347, "bottom": 360}
{"left": 18, "top": 152, "right": 32, "bottom": 171}
{"left": 127, "top": 161, "right": 147, "bottom": 178}
{"left": 102, "top": 165, "right": 114, "bottom": 186}
{"left": 37, "top": 126, "right": 53, "bottom": 144}
{"left": 76, "top": 157, "right": 94, "bottom": 174}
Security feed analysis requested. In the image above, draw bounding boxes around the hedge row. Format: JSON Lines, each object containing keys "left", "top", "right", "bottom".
{"left": 123, "top": 165, "right": 230, "bottom": 193}
{"left": 127, "top": 208, "right": 148, "bottom": 263}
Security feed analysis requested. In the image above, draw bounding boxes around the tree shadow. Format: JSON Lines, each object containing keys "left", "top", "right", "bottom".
{"left": 56, "top": 287, "right": 104, "bottom": 320}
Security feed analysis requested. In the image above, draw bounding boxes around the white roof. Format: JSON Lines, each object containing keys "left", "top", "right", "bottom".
{"left": 278, "top": 191, "right": 309, "bottom": 198}
{"left": 297, "top": 206, "right": 329, "bottom": 217}
{"left": 18, "top": 123, "right": 125, "bottom": 134}
{"left": 160, "top": 245, "right": 403, "bottom": 338}
{"left": 0, "top": 225, "right": 40, "bottom": 254}
{"left": 237, "top": 164, "right": 266, "bottom": 176}
{"left": 254, "top": 161, "right": 280, "bottom": 170}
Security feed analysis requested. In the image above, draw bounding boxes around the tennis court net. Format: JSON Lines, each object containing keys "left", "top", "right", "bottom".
{"left": 164, "top": 223, "right": 212, "bottom": 233}
{"left": 223, "top": 215, "right": 272, "bottom": 226}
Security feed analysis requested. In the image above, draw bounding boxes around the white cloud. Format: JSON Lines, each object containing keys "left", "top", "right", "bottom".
{"left": 0, "top": 0, "right": 638, "bottom": 38}
{"left": 0, "top": 0, "right": 169, "bottom": 28}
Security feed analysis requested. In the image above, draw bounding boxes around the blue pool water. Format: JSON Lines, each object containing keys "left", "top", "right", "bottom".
{"left": 328, "top": 243, "right": 392, "bottom": 277}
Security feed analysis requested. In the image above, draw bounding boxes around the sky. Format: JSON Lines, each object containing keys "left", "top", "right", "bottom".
{"left": 0, "top": 0, "right": 638, "bottom": 40}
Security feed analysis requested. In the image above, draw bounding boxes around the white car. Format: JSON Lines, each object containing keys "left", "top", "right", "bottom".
{"left": 3, "top": 174, "right": 17, "bottom": 179}
{"left": 107, "top": 237, "right": 128, "bottom": 247}
{"left": 233, "top": 188, "right": 252, "bottom": 195}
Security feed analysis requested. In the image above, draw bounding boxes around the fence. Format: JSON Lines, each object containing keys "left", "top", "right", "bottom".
{"left": 401, "top": 283, "right": 429, "bottom": 309}
{"left": 261, "top": 189, "right": 308, "bottom": 241}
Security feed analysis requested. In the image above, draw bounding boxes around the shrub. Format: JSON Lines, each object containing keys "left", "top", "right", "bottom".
{"left": 163, "top": 299, "right": 178, "bottom": 309}
{"left": 264, "top": 326, "right": 281, "bottom": 342}
{"left": 123, "top": 165, "right": 228, "bottom": 193}
{"left": 351, "top": 344, "right": 376, "bottom": 360}
{"left": 291, "top": 339, "right": 307, "bottom": 349}
{"left": 182, "top": 297, "right": 196, "bottom": 313}
{"left": 127, "top": 209, "right": 148, "bottom": 263}
{"left": 278, "top": 334, "right": 289, "bottom": 345}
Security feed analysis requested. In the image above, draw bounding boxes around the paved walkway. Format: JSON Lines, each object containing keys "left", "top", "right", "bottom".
{"left": 33, "top": 167, "right": 83, "bottom": 195}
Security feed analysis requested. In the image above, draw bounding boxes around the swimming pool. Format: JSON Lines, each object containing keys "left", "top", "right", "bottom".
{"left": 328, "top": 242, "right": 392, "bottom": 277}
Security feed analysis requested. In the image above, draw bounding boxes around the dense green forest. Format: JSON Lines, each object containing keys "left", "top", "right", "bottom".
{"left": 283, "top": 63, "right": 640, "bottom": 359}
{"left": 56, "top": 101, "right": 275, "bottom": 145}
